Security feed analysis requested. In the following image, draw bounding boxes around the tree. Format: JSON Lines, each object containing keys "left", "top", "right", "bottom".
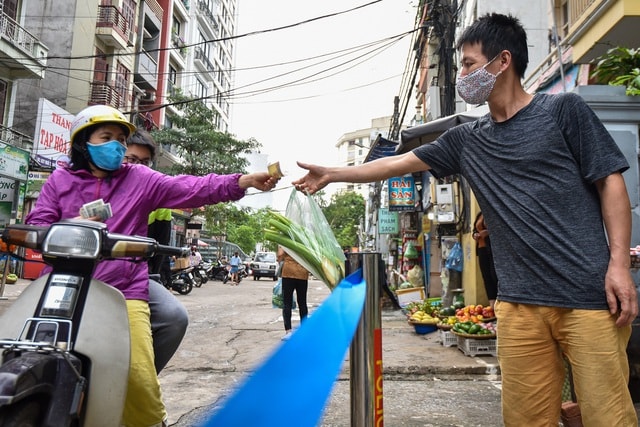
{"left": 151, "top": 93, "right": 264, "bottom": 250}
{"left": 151, "top": 92, "right": 261, "bottom": 176}
{"left": 322, "top": 191, "right": 366, "bottom": 249}
{"left": 202, "top": 204, "right": 275, "bottom": 255}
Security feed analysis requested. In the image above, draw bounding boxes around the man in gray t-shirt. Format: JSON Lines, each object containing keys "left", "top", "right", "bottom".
{"left": 293, "top": 12, "right": 638, "bottom": 427}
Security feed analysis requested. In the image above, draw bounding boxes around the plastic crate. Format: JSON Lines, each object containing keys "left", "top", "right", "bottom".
{"left": 440, "top": 330, "right": 457, "bottom": 347}
{"left": 456, "top": 335, "right": 497, "bottom": 357}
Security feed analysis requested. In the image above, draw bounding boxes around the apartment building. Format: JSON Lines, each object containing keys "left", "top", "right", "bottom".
{"left": 7, "top": 0, "right": 236, "bottom": 160}
{"left": 0, "top": 0, "right": 48, "bottom": 226}
{"left": 0, "top": 0, "right": 239, "bottom": 242}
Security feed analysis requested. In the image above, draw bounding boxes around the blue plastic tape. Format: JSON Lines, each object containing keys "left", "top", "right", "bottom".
{"left": 203, "top": 269, "right": 366, "bottom": 427}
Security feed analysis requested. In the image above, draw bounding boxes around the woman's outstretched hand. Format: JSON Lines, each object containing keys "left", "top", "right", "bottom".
{"left": 239, "top": 172, "right": 280, "bottom": 192}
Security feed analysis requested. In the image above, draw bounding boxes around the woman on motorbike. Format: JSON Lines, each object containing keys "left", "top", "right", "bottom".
{"left": 25, "top": 105, "right": 280, "bottom": 427}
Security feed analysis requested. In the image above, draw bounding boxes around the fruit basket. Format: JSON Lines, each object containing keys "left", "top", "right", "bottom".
{"left": 436, "top": 323, "right": 453, "bottom": 331}
{"left": 408, "top": 320, "right": 437, "bottom": 335}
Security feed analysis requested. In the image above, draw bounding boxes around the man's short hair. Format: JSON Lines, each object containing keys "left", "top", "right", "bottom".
{"left": 127, "top": 129, "right": 157, "bottom": 161}
{"left": 456, "top": 13, "right": 529, "bottom": 79}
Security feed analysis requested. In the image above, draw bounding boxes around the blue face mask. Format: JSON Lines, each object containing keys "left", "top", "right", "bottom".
{"left": 86, "top": 140, "right": 126, "bottom": 171}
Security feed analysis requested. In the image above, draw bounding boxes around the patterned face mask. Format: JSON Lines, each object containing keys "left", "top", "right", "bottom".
{"left": 456, "top": 54, "right": 502, "bottom": 105}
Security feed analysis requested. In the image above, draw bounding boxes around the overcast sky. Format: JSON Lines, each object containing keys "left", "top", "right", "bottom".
{"left": 230, "top": 0, "right": 417, "bottom": 211}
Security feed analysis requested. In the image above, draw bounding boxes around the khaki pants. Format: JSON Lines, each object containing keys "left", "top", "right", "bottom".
{"left": 122, "top": 300, "right": 167, "bottom": 427}
{"left": 495, "top": 301, "right": 637, "bottom": 427}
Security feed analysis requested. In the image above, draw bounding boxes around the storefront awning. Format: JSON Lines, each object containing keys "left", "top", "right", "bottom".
{"left": 398, "top": 105, "right": 490, "bottom": 154}
{"left": 364, "top": 134, "right": 399, "bottom": 163}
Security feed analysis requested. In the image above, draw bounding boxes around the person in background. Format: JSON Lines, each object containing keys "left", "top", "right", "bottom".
{"left": 472, "top": 212, "right": 497, "bottom": 309}
{"left": 26, "top": 104, "right": 280, "bottom": 427}
{"left": 229, "top": 251, "right": 242, "bottom": 285}
{"left": 277, "top": 246, "right": 309, "bottom": 340}
{"left": 291, "top": 13, "right": 637, "bottom": 426}
{"left": 189, "top": 245, "right": 202, "bottom": 267}
{"left": 124, "top": 129, "right": 189, "bottom": 374}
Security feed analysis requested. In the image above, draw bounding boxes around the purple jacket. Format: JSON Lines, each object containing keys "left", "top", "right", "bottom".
{"left": 25, "top": 164, "right": 245, "bottom": 301}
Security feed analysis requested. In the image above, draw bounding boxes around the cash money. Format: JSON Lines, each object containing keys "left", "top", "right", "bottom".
{"left": 80, "top": 199, "right": 113, "bottom": 221}
{"left": 267, "top": 161, "right": 284, "bottom": 178}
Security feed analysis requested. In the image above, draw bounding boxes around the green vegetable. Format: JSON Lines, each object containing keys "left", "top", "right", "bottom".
{"left": 468, "top": 324, "right": 481, "bottom": 335}
{"left": 264, "top": 211, "right": 345, "bottom": 289}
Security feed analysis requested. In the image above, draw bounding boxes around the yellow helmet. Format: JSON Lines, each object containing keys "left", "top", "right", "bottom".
{"left": 70, "top": 105, "right": 136, "bottom": 145}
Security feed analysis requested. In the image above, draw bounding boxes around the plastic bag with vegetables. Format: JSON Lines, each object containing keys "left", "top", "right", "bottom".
{"left": 264, "top": 189, "right": 346, "bottom": 289}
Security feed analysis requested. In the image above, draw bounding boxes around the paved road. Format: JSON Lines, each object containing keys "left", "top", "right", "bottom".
{"left": 156, "top": 276, "right": 505, "bottom": 426}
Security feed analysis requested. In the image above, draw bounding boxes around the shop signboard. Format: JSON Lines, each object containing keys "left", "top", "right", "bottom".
{"left": 33, "top": 98, "right": 72, "bottom": 169}
{"left": 378, "top": 208, "right": 398, "bottom": 234}
{"left": 0, "top": 142, "right": 29, "bottom": 182}
{"left": 388, "top": 175, "right": 415, "bottom": 211}
{"left": 26, "top": 171, "right": 51, "bottom": 198}
{"left": 0, "top": 178, "right": 15, "bottom": 227}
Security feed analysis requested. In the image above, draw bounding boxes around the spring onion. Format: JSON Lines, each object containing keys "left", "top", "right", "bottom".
{"left": 264, "top": 211, "right": 345, "bottom": 289}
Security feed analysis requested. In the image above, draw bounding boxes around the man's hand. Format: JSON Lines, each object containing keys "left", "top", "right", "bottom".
{"left": 605, "top": 263, "right": 638, "bottom": 327}
{"left": 291, "top": 161, "right": 330, "bottom": 195}
{"left": 238, "top": 172, "right": 280, "bottom": 192}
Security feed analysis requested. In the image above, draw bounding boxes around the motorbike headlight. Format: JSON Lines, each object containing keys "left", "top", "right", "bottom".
{"left": 42, "top": 223, "right": 101, "bottom": 259}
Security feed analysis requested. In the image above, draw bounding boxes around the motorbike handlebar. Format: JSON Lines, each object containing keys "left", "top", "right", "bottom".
{"left": 156, "top": 244, "right": 190, "bottom": 258}
{"left": 1, "top": 221, "right": 190, "bottom": 261}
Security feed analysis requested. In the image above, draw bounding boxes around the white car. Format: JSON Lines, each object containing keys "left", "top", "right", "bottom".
{"left": 250, "top": 251, "right": 278, "bottom": 281}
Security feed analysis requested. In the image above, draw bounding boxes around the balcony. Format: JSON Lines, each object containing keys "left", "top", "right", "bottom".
{"left": 564, "top": 0, "right": 640, "bottom": 63}
{"left": 171, "top": 33, "right": 188, "bottom": 61}
{"left": 197, "top": 0, "right": 219, "bottom": 35}
{"left": 135, "top": 50, "right": 158, "bottom": 91}
{"left": 194, "top": 47, "right": 217, "bottom": 81}
{"left": 89, "top": 81, "right": 122, "bottom": 108}
{"left": 96, "top": 4, "right": 131, "bottom": 49}
{"left": 0, "top": 13, "right": 48, "bottom": 80}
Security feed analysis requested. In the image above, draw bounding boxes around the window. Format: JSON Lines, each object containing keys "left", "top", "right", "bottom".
{"left": 122, "top": 0, "right": 137, "bottom": 37}
{"left": 168, "top": 65, "right": 177, "bottom": 96}
{"left": 195, "top": 79, "right": 207, "bottom": 99}
{"left": 115, "top": 62, "right": 130, "bottom": 108}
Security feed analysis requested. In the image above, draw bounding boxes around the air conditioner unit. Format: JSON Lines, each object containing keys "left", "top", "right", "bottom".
{"left": 141, "top": 91, "right": 156, "bottom": 102}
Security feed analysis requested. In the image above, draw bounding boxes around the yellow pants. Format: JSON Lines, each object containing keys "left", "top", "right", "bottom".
{"left": 495, "top": 301, "right": 637, "bottom": 427}
{"left": 122, "top": 300, "right": 166, "bottom": 427}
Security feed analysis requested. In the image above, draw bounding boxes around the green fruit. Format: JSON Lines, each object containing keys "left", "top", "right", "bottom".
{"left": 440, "top": 307, "right": 455, "bottom": 316}
{"left": 458, "top": 322, "right": 471, "bottom": 332}
{"left": 468, "top": 324, "right": 481, "bottom": 335}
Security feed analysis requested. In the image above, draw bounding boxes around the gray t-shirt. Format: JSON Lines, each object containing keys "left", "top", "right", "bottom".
{"left": 414, "top": 92, "right": 629, "bottom": 309}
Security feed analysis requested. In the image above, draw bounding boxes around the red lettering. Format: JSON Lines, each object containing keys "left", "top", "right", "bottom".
{"left": 51, "top": 112, "right": 72, "bottom": 130}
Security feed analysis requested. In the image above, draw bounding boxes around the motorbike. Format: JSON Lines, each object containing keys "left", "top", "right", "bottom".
{"left": 0, "top": 219, "right": 189, "bottom": 426}
{"left": 207, "top": 259, "right": 228, "bottom": 281}
{"left": 192, "top": 262, "right": 209, "bottom": 287}
{"left": 167, "top": 266, "right": 195, "bottom": 295}
{"left": 222, "top": 263, "right": 249, "bottom": 284}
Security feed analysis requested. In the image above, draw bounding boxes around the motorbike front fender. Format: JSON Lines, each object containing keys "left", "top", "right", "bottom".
{"left": 0, "top": 351, "right": 58, "bottom": 404}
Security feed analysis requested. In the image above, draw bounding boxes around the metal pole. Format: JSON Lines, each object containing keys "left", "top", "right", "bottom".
{"left": 348, "top": 251, "right": 383, "bottom": 426}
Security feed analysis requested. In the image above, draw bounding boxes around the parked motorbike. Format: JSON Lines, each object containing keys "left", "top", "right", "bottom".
{"left": 207, "top": 259, "right": 228, "bottom": 281}
{"left": 192, "top": 262, "right": 209, "bottom": 287}
{"left": 167, "top": 266, "right": 195, "bottom": 295}
{"left": 0, "top": 219, "right": 189, "bottom": 426}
